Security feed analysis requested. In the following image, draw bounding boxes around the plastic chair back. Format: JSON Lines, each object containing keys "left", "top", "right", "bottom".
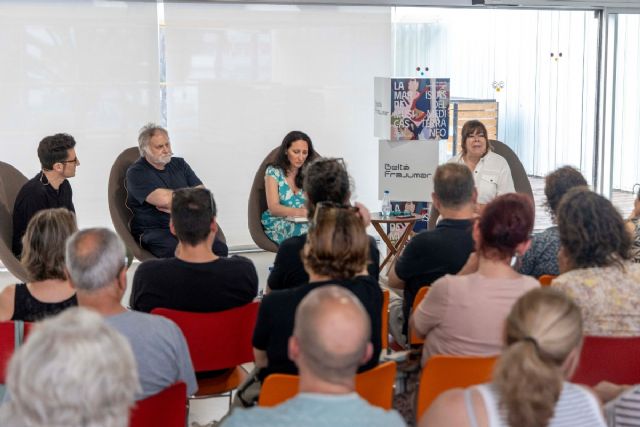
{"left": 152, "top": 302, "right": 259, "bottom": 372}
{"left": 259, "top": 361, "right": 397, "bottom": 409}
{"left": 416, "top": 355, "right": 497, "bottom": 420}
{"left": 571, "top": 336, "right": 640, "bottom": 386}
{"left": 381, "top": 289, "right": 389, "bottom": 350}
{"left": 0, "top": 161, "right": 29, "bottom": 281}
{"left": 129, "top": 382, "right": 187, "bottom": 427}
{"left": 538, "top": 274, "right": 556, "bottom": 287}
{"left": 409, "top": 286, "right": 430, "bottom": 345}
{"left": 0, "top": 321, "right": 33, "bottom": 383}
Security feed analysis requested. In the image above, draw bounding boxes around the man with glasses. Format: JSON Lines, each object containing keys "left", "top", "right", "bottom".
{"left": 130, "top": 187, "right": 257, "bottom": 314}
{"left": 126, "top": 123, "right": 228, "bottom": 258}
{"left": 12, "top": 133, "right": 79, "bottom": 257}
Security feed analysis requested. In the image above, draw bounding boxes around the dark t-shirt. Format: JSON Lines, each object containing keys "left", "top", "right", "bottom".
{"left": 11, "top": 283, "right": 77, "bottom": 322}
{"left": 130, "top": 256, "right": 258, "bottom": 313}
{"left": 125, "top": 157, "right": 202, "bottom": 236}
{"left": 12, "top": 172, "right": 75, "bottom": 257}
{"left": 394, "top": 218, "right": 474, "bottom": 333}
{"left": 267, "top": 234, "right": 381, "bottom": 291}
{"left": 252, "top": 275, "right": 382, "bottom": 380}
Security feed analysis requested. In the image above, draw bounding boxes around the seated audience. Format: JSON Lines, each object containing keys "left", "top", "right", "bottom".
{"left": 626, "top": 186, "right": 640, "bottom": 263}
{"left": 0, "top": 307, "right": 139, "bottom": 427}
{"left": 0, "top": 208, "right": 78, "bottom": 322}
{"left": 268, "top": 157, "right": 379, "bottom": 291}
{"left": 126, "top": 122, "right": 227, "bottom": 258}
{"left": 421, "top": 287, "right": 606, "bottom": 427}
{"left": 518, "top": 165, "right": 587, "bottom": 277}
{"left": 246, "top": 206, "right": 382, "bottom": 405}
{"left": 411, "top": 193, "right": 539, "bottom": 365}
{"left": 261, "top": 131, "right": 316, "bottom": 244}
{"left": 554, "top": 187, "right": 640, "bottom": 336}
{"left": 12, "top": 133, "right": 79, "bottom": 257}
{"left": 223, "top": 286, "right": 405, "bottom": 427}
{"left": 388, "top": 163, "right": 476, "bottom": 338}
{"left": 594, "top": 381, "right": 640, "bottom": 426}
{"left": 65, "top": 227, "right": 197, "bottom": 399}
{"left": 130, "top": 187, "right": 257, "bottom": 312}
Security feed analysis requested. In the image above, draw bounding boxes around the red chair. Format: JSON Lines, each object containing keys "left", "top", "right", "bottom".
{"left": 151, "top": 302, "right": 259, "bottom": 404}
{"left": 538, "top": 275, "right": 556, "bottom": 287}
{"left": 381, "top": 289, "right": 390, "bottom": 351}
{"left": 409, "top": 286, "right": 430, "bottom": 346}
{"left": 0, "top": 321, "right": 33, "bottom": 383}
{"left": 129, "top": 382, "right": 187, "bottom": 427}
{"left": 571, "top": 336, "right": 640, "bottom": 386}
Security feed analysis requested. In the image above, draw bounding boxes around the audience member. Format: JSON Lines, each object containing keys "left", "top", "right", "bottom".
{"left": 268, "top": 157, "right": 379, "bottom": 291}
{"left": 223, "top": 286, "right": 405, "bottom": 427}
{"left": 388, "top": 163, "right": 475, "bottom": 339}
{"left": 0, "top": 307, "right": 139, "bottom": 427}
{"left": 554, "top": 187, "right": 640, "bottom": 335}
{"left": 0, "top": 209, "right": 78, "bottom": 322}
{"left": 244, "top": 206, "right": 382, "bottom": 406}
{"left": 66, "top": 227, "right": 197, "bottom": 399}
{"left": 626, "top": 186, "right": 640, "bottom": 263}
{"left": 130, "top": 187, "right": 257, "bottom": 312}
{"left": 448, "top": 120, "right": 514, "bottom": 210}
{"left": 411, "top": 193, "right": 538, "bottom": 365}
{"left": 421, "top": 287, "right": 606, "bottom": 427}
{"left": 126, "top": 123, "right": 228, "bottom": 258}
{"left": 518, "top": 165, "right": 587, "bottom": 277}
{"left": 594, "top": 381, "right": 640, "bottom": 426}
{"left": 12, "top": 133, "right": 79, "bottom": 257}
{"left": 261, "top": 130, "right": 317, "bottom": 244}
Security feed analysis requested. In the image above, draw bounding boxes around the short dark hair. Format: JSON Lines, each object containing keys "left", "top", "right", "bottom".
{"left": 460, "top": 120, "right": 491, "bottom": 157}
{"left": 171, "top": 188, "right": 216, "bottom": 246}
{"left": 544, "top": 166, "right": 588, "bottom": 218}
{"left": 478, "top": 193, "right": 534, "bottom": 259}
{"left": 303, "top": 158, "right": 351, "bottom": 218}
{"left": 270, "top": 130, "right": 316, "bottom": 189}
{"left": 557, "top": 187, "right": 631, "bottom": 268}
{"left": 434, "top": 163, "right": 474, "bottom": 209}
{"left": 37, "top": 134, "right": 76, "bottom": 170}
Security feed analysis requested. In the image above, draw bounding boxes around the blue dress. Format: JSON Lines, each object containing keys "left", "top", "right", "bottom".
{"left": 261, "top": 166, "right": 308, "bottom": 244}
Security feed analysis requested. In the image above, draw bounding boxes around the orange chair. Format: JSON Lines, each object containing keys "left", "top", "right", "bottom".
{"left": 538, "top": 274, "right": 556, "bottom": 287}
{"left": 129, "top": 382, "right": 187, "bottom": 427}
{"left": 381, "top": 289, "right": 390, "bottom": 351}
{"left": 571, "top": 336, "right": 640, "bottom": 386}
{"left": 0, "top": 321, "right": 33, "bottom": 383}
{"left": 151, "top": 302, "right": 259, "bottom": 404}
{"left": 259, "top": 361, "right": 397, "bottom": 409}
{"left": 415, "top": 355, "right": 497, "bottom": 421}
{"left": 409, "top": 286, "right": 430, "bottom": 346}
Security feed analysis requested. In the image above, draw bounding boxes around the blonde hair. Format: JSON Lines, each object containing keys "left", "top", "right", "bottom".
{"left": 493, "top": 288, "right": 582, "bottom": 427}
{"left": 21, "top": 208, "right": 78, "bottom": 282}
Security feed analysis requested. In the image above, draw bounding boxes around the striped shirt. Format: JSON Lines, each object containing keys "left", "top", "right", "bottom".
{"left": 611, "top": 386, "right": 640, "bottom": 426}
{"left": 467, "top": 382, "right": 606, "bottom": 427}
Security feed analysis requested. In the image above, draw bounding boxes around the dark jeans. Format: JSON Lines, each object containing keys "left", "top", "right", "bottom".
{"left": 139, "top": 228, "right": 229, "bottom": 258}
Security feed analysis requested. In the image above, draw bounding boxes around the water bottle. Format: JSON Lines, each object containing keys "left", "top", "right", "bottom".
{"left": 381, "top": 190, "right": 391, "bottom": 217}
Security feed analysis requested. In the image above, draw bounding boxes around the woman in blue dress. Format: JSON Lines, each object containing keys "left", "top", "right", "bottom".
{"left": 261, "top": 131, "right": 317, "bottom": 244}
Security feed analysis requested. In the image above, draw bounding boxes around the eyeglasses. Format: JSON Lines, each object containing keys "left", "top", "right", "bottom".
{"left": 60, "top": 157, "right": 79, "bottom": 165}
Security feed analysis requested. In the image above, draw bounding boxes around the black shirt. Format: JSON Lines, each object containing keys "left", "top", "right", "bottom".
{"left": 130, "top": 256, "right": 258, "bottom": 313}
{"left": 11, "top": 283, "right": 77, "bottom": 322}
{"left": 253, "top": 275, "right": 382, "bottom": 381}
{"left": 267, "top": 234, "right": 381, "bottom": 291}
{"left": 394, "top": 218, "right": 474, "bottom": 334}
{"left": 126, "top": 157, "right": 202, "bottom": 236}
{"left": 12, "top": 172, "right": 75, "bottom": 257}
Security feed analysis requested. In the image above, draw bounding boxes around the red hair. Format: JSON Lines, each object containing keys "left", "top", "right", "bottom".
{"left": 478, "top": 193, "right": 534, "bottom": 259}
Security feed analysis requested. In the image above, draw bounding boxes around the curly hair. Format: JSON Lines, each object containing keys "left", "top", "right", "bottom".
{"left": 544, "top": 166, "right": 588, "bottom": 220}
{"left": 557, "top": 187, "right": 631, "bottom": 268}
{"left": 37, "top": 133, "right": 76, "bottom": 170}
{"left": 478, "top": 193, "right": 534, "bottom": 260}
{"left": 21, "top": 208, "right": 78, "bottom": 282}
{"left": 302, "top": 158, "right": 351, "bottom": 218}
{"left": 302, "top": 208, "right": 368, "bottom": 280}
{"left": 270, "top": 130, "right": 316, "bottom": 189}
{"left": 494, "top": 287, "right": 582, "bottom": 427}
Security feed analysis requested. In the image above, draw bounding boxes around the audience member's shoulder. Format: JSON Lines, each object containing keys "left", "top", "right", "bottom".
{"left": 279, "top": 234, "right": 307, "bottom": 251}
{"left": 223, "top": 254, "right": 257, "bottom": 268}
{"left": 135, "top": 257, "right": 175, "bottom": 274}
{"left": 113, "top": 310, "right": 179, "bottom": 332}
{"left": 352, "top": 274, "right": 380, "bottom": 288}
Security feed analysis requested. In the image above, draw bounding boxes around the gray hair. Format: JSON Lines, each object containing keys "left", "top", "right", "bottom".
{"left": 293, "top": 286, "right": 370, "bottom": 384}
{"left": 137, "top": 122, "right": 168, "bottom": 157}
{"left": 1, "top": 307, "right": 139, "bottom": 427}
{"left": 65, "top": 228, "right": 126, "bottom": 292}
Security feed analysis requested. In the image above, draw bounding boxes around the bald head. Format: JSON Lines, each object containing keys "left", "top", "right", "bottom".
{"left": 65, "top": 228, "right": 126, "bottom": 292}
{"left": 293, "top": 286, "right": 371, "bottom": 384}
